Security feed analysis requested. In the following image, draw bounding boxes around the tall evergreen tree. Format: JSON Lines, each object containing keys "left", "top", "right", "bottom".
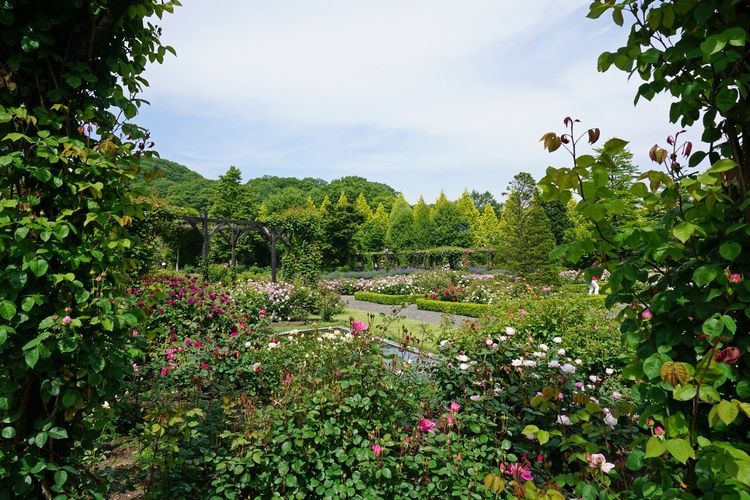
{"left": 385, "top": 195, "right": 415, "bottom": 250}
{"left": 456, "top": 190, "right": 481, "bottom": 244}
{"left": 498, "top": 191, "right": 558, "bottom": 283}
{"left": 412, "top": 196, "right": 434, "bottom": 249}
{"left": 211, "top": 166, "right": 254, "bottom": 218}
{"left": 475, "top": 203, "right": 502, "bottom": 248}
{"left": 431, "top": 192, "right": 472, "bottom": 247}
{"left": 354, "top": 193, "right": 373, "bottom": 219}
{"left": 355, "top": 203, "right": 389, "bottom": 252}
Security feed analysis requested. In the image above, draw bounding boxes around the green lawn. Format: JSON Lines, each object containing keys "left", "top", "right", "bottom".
{"left": 270, "top": 307, "right": 448, "bottom": 352}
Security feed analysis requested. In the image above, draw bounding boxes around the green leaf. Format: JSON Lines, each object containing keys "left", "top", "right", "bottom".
{"left": 537, "top": 430, "right": 550, "bottom": 445}
{"left": 673, "top": 222, "right": 698, "bottom": 243}
{"left": 2, "top": 426, "right": 15, "bottom": 439}
{"left": 645, "top": 436, "right": 667, "bottom": 458}
{"left": 665, "top": 438, "right": 694, "bottom": 464}
{"left": 47, "top": 427, "right": 68, "bottom": 440}
{"left": 693, "top": 265, "right": 719, "bottom": 287}
{"left": 707, "top": 159, "right": 737, "bottom": 174}
{"left": 673, "top": 385, "right": 697, "bottom": 401}
{"left": 21, "top": 296, "right": 36, "bottom": 312}
{"left": 737, "top": 380, "right": 750, "bottom": 398}
{"left": 9, "top": 270, "right": 28, "bottom": 289}
{"left": 34, "top": 431, "right": 48, "bottom": 448}
{"left": 25, "top": 348, "right": 39, "bottom": 368}
{"left": 625, "top": 450, "right": 644, "bottom": 471}
{"left": 65, "top": 75, "right": 82, "bottom": 88}
{"left": 700, "top": 35, "right": 726, "bottom": 56}
{"left": 702, "top": 316, "right": 724, "bottom": 338}
{"left": 27, "top": 257, "right": 49, "bottom": 277}
{"left": 720, "top": 314, "right": 737, "bottom": 334}
{"left": 643, "top": 354, "right": 666, "bottom": 380}
{"left": 717, "top": 399, "right": 739, "bottom": 426}
{"left": 62, "top": 391, "right": 79, "bottom": 408}
{"left": 54, "top": 470, "right": 68, "bottom": 488}
{"left": 0, "top": 300, "right": 17, "bottom": 321}
{"left": 698, "top": 385, "right": 721, "bottom": 404}
{"left": 381, "top": 467, "right": 392, "bottom": 479}
{"left": 720, "top": 241, "right": 742, "bottom": 261}
{"left": 21, "top": 35, "right": 40, "bottom": 52}
{"left": 716, "top": 87, "right": 739, "bottom": 114}
{"left": 724, "top": 26, "right": 747, "bottom": 47}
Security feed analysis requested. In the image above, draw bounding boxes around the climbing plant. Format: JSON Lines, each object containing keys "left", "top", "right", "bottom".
{"left": 539, "top": 1, "right": 750, "bottom": 496}
{"left": 0, "top": 1, "right": 178, "bottom": 496}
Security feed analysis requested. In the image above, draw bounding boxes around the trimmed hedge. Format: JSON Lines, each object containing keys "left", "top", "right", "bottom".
{"left": 416, "top": 299, "right": 489, "bottom": 317}
{"left": 353, "top": 291, "right": 420, "bottom": 305}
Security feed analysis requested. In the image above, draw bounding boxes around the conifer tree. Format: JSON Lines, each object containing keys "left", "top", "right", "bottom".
{"left": 412, "top": 196, "right": 434, "bottom": 249}
{"left": 306, "top": 195, "right": 318, "bottom": 213}
{"left": 355, "top": 203, "right": 389, "bottom": 252}
{"left": 431, "top": 192, "right": 472, "bottom": 247}
{"left": 336, "top": 192, "right": 350, "bottom": 210}
{"left": 385, "top": 195, "right": 414, "bottom": 250}
{"left": 319, "top": 194, "right": 332, "bottom": 215}
{"left": 498, "top": 191, "right": 558, "bottom": 283}
{"left": 475, "top": 203, "right": 501, "bottom": 248}
{"left": 354, "top": 193, "right": 373, "bottom": 219}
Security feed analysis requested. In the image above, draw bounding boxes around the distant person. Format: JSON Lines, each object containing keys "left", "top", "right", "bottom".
{"left": 589, "top": 262, "right": 601, "bottom": 295}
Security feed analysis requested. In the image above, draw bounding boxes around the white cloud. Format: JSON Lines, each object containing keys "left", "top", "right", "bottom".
{"left": 139, "top": 0, "right": 691, "bottom": 203}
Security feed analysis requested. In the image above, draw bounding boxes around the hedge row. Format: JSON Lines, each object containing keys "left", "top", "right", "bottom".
{"left": 353, "top": 291, "right": 420, "bottom": 305}
{"left": 415, "top": 299, "right": 489, "bottom": 317}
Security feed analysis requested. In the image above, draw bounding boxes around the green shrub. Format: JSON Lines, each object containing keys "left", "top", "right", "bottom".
{"left": 468, "top": 295, "right": 629, "bottom": 372}
{"left": 416, "top": 299, "right": 489, "bottom": 317}
{"left": 354, "top": 291, "right": 419, "bottom": 305}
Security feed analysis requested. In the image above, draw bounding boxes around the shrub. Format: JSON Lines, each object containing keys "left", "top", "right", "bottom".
{"left": 416, "top": 299, "right": 489, "bottom": 317}
{"left": 353, "top": 291, "right": 419, "bottom": 305}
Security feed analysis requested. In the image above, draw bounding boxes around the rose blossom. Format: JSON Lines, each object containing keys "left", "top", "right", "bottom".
{"left": 587, "top": 453, "right": 615, "bottom": 474}
{"left": 418, "top": 418, "right": 436, "bottom": 433}
{"left": 560, "top": 363, "right": 576, "bottom": 374}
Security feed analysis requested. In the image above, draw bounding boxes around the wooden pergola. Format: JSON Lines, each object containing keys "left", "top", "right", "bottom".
{"left": 186, "top": 211, "right": 288, "bottom": 282}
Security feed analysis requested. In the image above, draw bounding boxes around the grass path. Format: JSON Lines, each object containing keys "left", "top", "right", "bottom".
{"left": 271, "top": 307, "right": 448, "bottom": 352}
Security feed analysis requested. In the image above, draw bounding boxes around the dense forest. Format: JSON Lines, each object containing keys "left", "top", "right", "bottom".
{"left": 137, "top": 152, "right": 641, "bottom": 280}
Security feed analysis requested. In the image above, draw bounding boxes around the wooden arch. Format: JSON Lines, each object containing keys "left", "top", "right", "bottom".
{"left": 186, "top": 211, "right": 288, "bottom": 282}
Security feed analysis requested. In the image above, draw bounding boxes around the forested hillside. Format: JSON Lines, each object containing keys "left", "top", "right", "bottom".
{"left": 136, "top": 158, "right": 399, "bottom": 213}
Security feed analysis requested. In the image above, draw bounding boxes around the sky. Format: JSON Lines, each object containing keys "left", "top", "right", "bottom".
{"left": 137, "top": 1, "right": 684, "bottom": 204}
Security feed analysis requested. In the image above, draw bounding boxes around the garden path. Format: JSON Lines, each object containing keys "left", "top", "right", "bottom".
{"left": 341, "top": 295, "right": 475, "bottom": 329}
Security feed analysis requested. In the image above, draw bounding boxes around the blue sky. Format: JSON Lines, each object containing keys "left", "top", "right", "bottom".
{"left": 138, "top": 1, "right": 685, "bottom": 204}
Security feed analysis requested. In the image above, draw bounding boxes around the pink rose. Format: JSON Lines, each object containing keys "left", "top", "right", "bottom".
{"left": 418, "top": 418, "right": 436, "bottom": 433}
